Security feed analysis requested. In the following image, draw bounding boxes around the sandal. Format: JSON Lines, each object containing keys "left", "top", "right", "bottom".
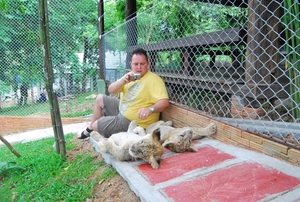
{"left": 78, "top": 127, "right": 93, "bottom": 139}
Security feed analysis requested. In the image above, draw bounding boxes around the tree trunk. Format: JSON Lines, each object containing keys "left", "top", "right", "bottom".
{"left": 38, "top": 0, "right": 66, "bottom": 156}
{"left": 0, "top": 135, "right": 21, "bottom": 157}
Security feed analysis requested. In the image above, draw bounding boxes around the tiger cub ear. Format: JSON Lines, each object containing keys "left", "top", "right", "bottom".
{"left": 162, "top": 140, "right": 174, "bottom": 149}
{"left": 187, "top": 144, "right": 198, "bottom": 152}
{"left": 151, "top": 128, "right": 161, "bottom": 141}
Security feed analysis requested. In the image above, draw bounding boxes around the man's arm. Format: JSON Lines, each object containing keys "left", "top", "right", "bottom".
{"left": 108, "top": 73, "right": 132, "bottom": 94}
{"left": 138, "top": 98, "right": 169, "bottom": 120}
{"left": 108, "top": 78, "right": 125, "bottom": 94}
{"left": 151, "top": 98, "right": 170, "bottom": 113}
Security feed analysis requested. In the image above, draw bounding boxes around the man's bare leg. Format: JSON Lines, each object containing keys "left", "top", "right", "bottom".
{"left": 78, "top": 94, "right": 104, "bottom": 139}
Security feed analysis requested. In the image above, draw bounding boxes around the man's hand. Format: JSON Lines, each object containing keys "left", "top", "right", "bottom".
{"left": 138, "top": 107, "right": 153, "bottom": 120}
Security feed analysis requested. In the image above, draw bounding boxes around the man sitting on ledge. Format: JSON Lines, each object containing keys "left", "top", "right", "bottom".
{"left": 78, "top": 48, "right": 170, "bottom": 139}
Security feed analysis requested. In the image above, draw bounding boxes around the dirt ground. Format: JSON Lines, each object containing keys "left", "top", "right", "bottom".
{"left": 67, "top": 137, "right": 141, "bottom": 202}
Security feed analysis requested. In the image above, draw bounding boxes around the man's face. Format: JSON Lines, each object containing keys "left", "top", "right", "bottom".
{"left": 130, "top": 54, "right": 149, "bottom": 76}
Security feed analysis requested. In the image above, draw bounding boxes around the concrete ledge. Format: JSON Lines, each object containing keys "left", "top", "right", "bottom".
{"left": 161, "top": 104, "right": 300, "bottom": 166}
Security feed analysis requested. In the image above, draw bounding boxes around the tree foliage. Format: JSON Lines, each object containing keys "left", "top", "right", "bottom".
{"left": 0, "top": 0, "right": 99, "bottom": 96}
{"left": 0, "top": 0, "right": 41, "bottom": 95}
{"left": 103, "top": 0, "right": 246, "bottom": 53}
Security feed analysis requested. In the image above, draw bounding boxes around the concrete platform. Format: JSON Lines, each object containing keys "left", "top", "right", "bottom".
{"left": 90, "top": 136, "right": 300, "bottom": 202}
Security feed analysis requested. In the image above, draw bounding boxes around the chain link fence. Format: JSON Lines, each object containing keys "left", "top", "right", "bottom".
{"left": 104, "top": 0, "right": 300, "bottom": 149}
{"left": 0, "top": 0, "right": 99, "bottom": 117}
{"left": 0, "top": 1, "right": 299, "bottom": 149}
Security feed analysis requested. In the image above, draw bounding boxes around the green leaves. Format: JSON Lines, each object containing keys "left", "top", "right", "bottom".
{"left": 0, "top": 0, "right": 9, "bottom": 11}
{"left": 283, "top": 0, "right": 300, "bottom": 119}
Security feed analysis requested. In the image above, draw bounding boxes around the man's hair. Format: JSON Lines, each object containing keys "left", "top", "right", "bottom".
{"left": 131, "top": 48, "right": 148, "bottom": 61}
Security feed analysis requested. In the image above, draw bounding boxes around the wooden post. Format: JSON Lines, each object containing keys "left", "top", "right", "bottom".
{"left": 0, "top": 136, "right": 21, "bottom": 157}
{"left": 125, "top": 0, "right": 137, "bottom": 70}
{"left": 181, "top": 48, "right": 195, "bottom": 76}
{"left": 245, "top": 0, "right": 282, "bottom": 85}
{"left": 98, "top": 0, "right": 105, "bottom": 80}
{"left": 38, "top": 0, "right": 65, "bottom": 155}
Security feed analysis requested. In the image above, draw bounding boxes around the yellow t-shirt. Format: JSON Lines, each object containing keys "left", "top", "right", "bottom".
{"left": 119, "top": 71, "right": 169, "bottom": 128}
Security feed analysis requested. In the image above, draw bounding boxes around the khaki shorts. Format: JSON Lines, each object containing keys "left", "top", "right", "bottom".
{"left": 96, "top": 95, "right": 131, "bottom": 138}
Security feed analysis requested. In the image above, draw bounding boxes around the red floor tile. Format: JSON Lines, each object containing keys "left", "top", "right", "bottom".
{"left": 138, "top": 146, "right": 235, "bottom": 184}
{"left": 162, "top": 162, "right": 300, "bottom": 202}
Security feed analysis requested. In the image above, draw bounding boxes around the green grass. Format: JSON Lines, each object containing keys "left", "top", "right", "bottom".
{"left": 0, "top": 102, "right": 50, "bottom": 116}
{"left": 0, "top": 134, "right": 115, "bottom": 201}
{"left": 61, "top": 109, "right": 93, "bottom": 118}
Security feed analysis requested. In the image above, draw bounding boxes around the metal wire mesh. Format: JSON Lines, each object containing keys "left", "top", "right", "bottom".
{"left": 104, "top": 0, "right": 300, "bottom": 149}
{"left": 0, "top": 0, "right": 98, "bottom": 117}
